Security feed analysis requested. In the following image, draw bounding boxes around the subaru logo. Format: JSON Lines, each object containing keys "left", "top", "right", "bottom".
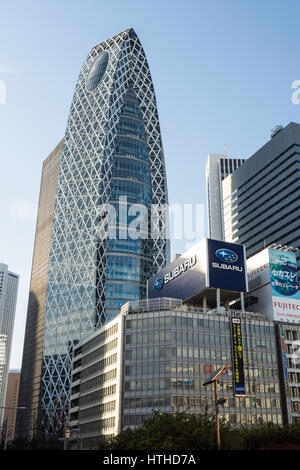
{"left": 154, "top": 277, "right": 164, "bottom": 291}
{"left": 215, "top": 248, "right": 238, "bottom": 263}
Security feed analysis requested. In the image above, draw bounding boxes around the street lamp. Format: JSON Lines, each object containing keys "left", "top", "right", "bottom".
{"left": 203, "top": 366, "right": 229, "bottom": 450}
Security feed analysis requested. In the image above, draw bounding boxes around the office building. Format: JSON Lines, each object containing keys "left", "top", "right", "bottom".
{"left": 222, "top": 122, "right": 300, "bottom": 269}
{"left": 19, "top": 28, "right": 169, "bottom": 437}
{"left": 3, "top": 370, "right": 20, "bottom": 442}
{"left": 206, "top": 154, "right": 245, "bottom": 240}
{"left": 0, "top": 264, "right": 19, "bottom": 428}
{"left": 16, "top": 141, "right": 62, "bottom": 440}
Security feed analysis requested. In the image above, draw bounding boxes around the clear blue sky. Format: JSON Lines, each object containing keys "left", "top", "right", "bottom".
{"left": 1, "top": 0, "right": 300, "bottom": 368}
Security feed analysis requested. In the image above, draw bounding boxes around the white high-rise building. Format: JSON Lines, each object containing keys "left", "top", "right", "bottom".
{"left": 206, "top": 154, "right": 245, "bottom": 240}
{"left": 0, "top": 264, "right": 19, "bottom": 427}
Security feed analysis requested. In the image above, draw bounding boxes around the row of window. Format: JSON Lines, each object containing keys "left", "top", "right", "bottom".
{"left": 105, "top": 283, "right": 146, "bottom": 301}
{"left": 78, "top": 400, "right": 116, "bottom": 420}
{"left": 124, "top": 361, "right": 279, "bottom": 380}
{"left": 125, "top": 316, "right": 274, "bottom": 337}
{"left": 80, "top": 368, "right": 117, "bottom": 393}
{"left": 124, "top": 346, "right": 277, "bottom": 364}
{"left": 79, "top": 384, "right": 116, "bottom": 407}
{"left": 106, "top": 255, "right": 151, "bottom": 283}
{"left": 117, "top": 116, "right": 146, "bottom": 140}
{"left": 79, "top": 417, "right": 115, "bottom": 434}
{"left": 124, "top": 378, "right": 280, "bottom": 394}
{"left": 111, "top": 156, "right": 150, "bottom": 184}
{"left": 106, "top": 237, "right": 152, "bottom": 256}
{"left": 125, "top": 331, "right": 275, "bottom": 351}
{"left": 81, "top": 338, "right": 118, "bottom": 367}
{"left": 115, "top": 136, "right": 148, "bottom": 161}
{"left": 80, "top": 325, "right": 118, "bottom": 356}
{"left": 123, "top": 395, "right": 281, "bottom": 411}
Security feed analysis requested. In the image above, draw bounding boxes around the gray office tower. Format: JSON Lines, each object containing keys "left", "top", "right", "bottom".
{"left": 206, "top": 154, "right": 245, "bottom": 240}
{"left": 0, "top": 264, "right": 19, "bottom": 429}
{"left": 222, "top": 122, "right": 300, "bottom": 269}
{"left": 17, "top": 28, "right": 169, "bottom": 439}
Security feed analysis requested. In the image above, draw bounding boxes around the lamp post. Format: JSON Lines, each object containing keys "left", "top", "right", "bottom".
{"left": 203, "top": 366, "right": 228, "bottom": 450}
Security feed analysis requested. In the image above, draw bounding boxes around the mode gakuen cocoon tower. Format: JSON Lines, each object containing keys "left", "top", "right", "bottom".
{"left": 21, "top": 28, "right": 169, "bottom": 437}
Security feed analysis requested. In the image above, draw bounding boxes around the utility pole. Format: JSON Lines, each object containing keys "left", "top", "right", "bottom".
{"left": 214, "top": 379, "right": 221, "bottom": 450}
{"left": 203, "top": 366, "right": 228, "bottom": 450}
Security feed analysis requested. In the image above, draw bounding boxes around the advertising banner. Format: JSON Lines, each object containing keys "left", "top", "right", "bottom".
{"left": 269, "top": 249, "right": 300, "bottom": 323}
{"left": 246, "top": 248, "right": 300, "bottom": 324}
{"left": 231, "top": 317, "right": 245, "bottom": 395}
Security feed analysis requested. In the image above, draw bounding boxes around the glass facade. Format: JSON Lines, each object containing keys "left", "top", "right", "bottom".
{"left": 106, "top": 88, "right": 152, "bottom": 320}
{"left": 123, "top": 308, "right": 282, "bottom": 428}
{"left": 40, "top": 29, "right": 169, "bottom": 435}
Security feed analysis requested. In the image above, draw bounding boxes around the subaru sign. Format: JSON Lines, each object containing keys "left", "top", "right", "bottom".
{"left": 208, "top": 239, "right": 247, "bottom": 292}
{"left": 147, "top": 238, "right": 248, "bottom": 301}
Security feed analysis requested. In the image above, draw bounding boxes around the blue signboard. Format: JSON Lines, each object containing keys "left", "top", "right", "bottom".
{"left": 207, "top": 239, "right": 247, "bottom": 293}
{"left": 147, "top": 239, "right": 207, "bottom": 300}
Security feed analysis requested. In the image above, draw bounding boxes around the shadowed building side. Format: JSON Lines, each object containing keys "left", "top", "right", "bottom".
{"left": 16, "top": 140, "right": 63, "bottom": 440}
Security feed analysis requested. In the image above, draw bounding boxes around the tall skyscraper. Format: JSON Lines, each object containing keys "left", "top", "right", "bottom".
{"left": 0, "top": 264, "right": 19, "bottom": 428}
{"left": 206, "top": 154, "right": 245, "bottom": 240}
{"left": 16, "top": 141, "right": 62, "bottom": 440}
{"left": 222, "top": 122, "right": 300, "bottom": 269}
{"left": 19, "top": 28, "right": 169, "bottom": 438}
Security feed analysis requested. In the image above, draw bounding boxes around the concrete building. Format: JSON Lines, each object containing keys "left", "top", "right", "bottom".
{"left": 3, "top": 370, "right": 20, "bottom": 442}
{"left": 0, "top": 264, "right": 19, "bottom": 429}
{"left": 69, "top": 298, "right": 282, "bottom": 449}
{"left": 206, "top": 154, "right": 245, "bottom": 241}
{"left": 222, "top": 122, "right": 300, "bottom": 270}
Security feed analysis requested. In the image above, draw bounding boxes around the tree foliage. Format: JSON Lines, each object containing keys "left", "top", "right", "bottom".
{"left": 102, "top": 411, "right": 300, "bottom": 451}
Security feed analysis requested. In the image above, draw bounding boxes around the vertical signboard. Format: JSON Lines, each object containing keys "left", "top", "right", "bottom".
{"left": 207, "top": 239, "right": 248, "bottom": 292}
{"left": 231, "top": 317, "right": 245, "bottom": 395}
{"left": 269, "top": 249, "right": 300, "bottom": 323}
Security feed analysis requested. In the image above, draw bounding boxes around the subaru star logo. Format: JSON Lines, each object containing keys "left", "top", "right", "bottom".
{"left": 154, "top": 277, "right": 164, "bottom": 291}
{"left": 215, "top": 248, "right": 238, "bottom": 263}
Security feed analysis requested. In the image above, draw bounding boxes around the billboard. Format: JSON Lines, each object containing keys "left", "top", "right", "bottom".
{"left": 246, "top": 248, "right": 300, "bottom": 323}
{"left": 269, "top": 249, "right": 300, "bottom": 322}
{"left": 207, "top": 239, "right": 248, "bottom": 293}
{"left": 147, "top": 239, "right": 207, "bottom": 300}
{"left": 147, "top": 238, "right": 247, "bottom": 301}
{"left": 231, "top": 317, "right": 245, "bottom": 395}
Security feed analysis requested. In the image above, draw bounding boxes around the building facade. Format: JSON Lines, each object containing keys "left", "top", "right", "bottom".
{"left": 69, "top": 299, "right": 282, "bottom": 449}
{"left": 39, "top": 28, "right": 169, "bottom": 435}
{"left": 206, "top": 154, "right": 245, "bottom": 240}
{"left": 222, "top": 122, "right": 300, "bottom": 269}
{"left": 3, "top": 370, "right": 20, "bottom": 443}
{"left": 16, "top": 141, "right": 63, "bottom": 440}
{"left": 0, "top": 264, "right": 19, "bottom": 428}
